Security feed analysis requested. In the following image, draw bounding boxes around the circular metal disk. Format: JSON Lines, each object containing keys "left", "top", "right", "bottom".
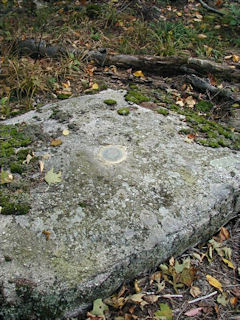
{"left": 98, "top": 145, "right": 127, "bottom": 165}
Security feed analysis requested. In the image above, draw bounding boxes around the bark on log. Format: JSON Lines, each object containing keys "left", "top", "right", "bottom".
{"left": 186, "top": 74, "right": 240, "bottom": 102}
{"left": 15, "top": 38, "right": 240, "bottom": 81}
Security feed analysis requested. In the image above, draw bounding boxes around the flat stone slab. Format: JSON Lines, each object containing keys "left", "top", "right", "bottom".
{"left": 1, "top": 89, "right": 240, "bottom": 319}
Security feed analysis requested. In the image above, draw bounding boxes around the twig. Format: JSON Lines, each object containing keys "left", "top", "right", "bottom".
{"left": 188, "top": 291, "right": 217, "bottom": 304}
{"left": 198, "top": 0, "right": 225, "bottom": 16}
{"left": 161, "top": 294, "right": 183, "bottom": 298}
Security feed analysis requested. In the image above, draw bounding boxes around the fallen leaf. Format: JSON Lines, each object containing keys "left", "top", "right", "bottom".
{"left": 50, "top": 139, "right": 62, "bottom": 147}
{"left": 92, "top": 83, "right": 99, "bottom": 90}
{"left": 143, "top": 295, "right": 159, "bottom": 304}
{"left": 176, "top": 97, "right": 184, "bottom": 107}
{"left": 39, "top": 160, "right": 44, "bottom": 173}
{"left": 42, "top": 230, "right": 50, "bottom": 241}
{"left": 23, "top": 153, "right": 33, "bottom": 164}
{"left": 133, "top": 70, "right": 144, "bottom": 78}
{"left": 155, "top": 303, "right": 173, "bottom": 320}
{"left": 90, "top": 298, "right": 109, "bottom": 316}
{"left": 185, "top": 96, "right": 196, "bottom": 108}
{"left": 134, "top": 280, "right": 141, "bottom": 293}
{"left": 62, "top": 129, "right": 70, "bottom": 136}
{"left": 156, "top": 280, "right": 165, "bottom": 293}
{"left": 219, "top": 227, "right": 230, "bottom": 241}
{"left": 222, "top": 258, "right": 235, "bottom": 269}
{"left": 169, "top": 256, "right": 175, "bottom": 266}
{"left": 230, "top": 297, "right": 238, "bottom": 306}
{"left": 206, "top": 275, "right": 223, "bottom": 292}
{"left": 44, "top": 168, "right": 62, "bottom": 185}
{"left": 190, "top": 286, "right": 201, "bottom": 297}
{"left": 217, "top": 293, "right": 229, "bottom": 306}
{"left": 197, "top": 34, "right": 207, "bottom": 39}
{"left": 184, "top": 307, "right": 203, "bottom": 317}
{"left": 128, "top": 293, "right": 144, "bottom": 303}
{"left": 232, "top": 55, "right": 240, "bottom": 63}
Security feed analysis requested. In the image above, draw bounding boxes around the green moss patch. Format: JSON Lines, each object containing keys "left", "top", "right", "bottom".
{"left": 195, "top": 100, "right": 213, "bottom": 113}
{"left": 0, "top": 124, "right": 45, "bottom": 215}
{"left": 176, "top": 110, "right": 240, "bottom": 150}
{"left": 125, "top": 90, "right": 150, "bottom": 104}
{"left": 156, "top": 108, "right": 169, "bottom": 116}
{"left": 117, "top": 107, "right": 130, "bottom": 116}
{"left": 104, "top": 99, "right": 117, "bottom": 105}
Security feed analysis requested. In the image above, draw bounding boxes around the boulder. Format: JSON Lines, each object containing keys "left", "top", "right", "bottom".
{"left": 0, "top": 89, "right": 239, "bottom": 319}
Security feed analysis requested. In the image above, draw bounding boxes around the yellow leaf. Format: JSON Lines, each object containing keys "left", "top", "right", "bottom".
{"left": 92, "top": 83, "right": 99, "bottom": 90}
{"left": 222, "top": 258, "right": 235, "bottom": 269}
{"left": 133, "top": 70, "right": 144, "bottom": 78}
{"left": 206, "top": 275, "right": 223, "bottom": 292}
{"left": 197, "top": 34, "right": 207, "bottom": 40}
{"left": 62, "top": 129, "right": 70, "bottom": 136}
{"left": 50, "top": 139, "right": 62, "bottom": 147}
{"left": 134, "top": 279, "right": 141, "bottom": 293}
{"left": 176, "top": 11, "right": 182, "bottom": 16}
{"left": 232, "top": 55, "right": 240, "bottom": 63}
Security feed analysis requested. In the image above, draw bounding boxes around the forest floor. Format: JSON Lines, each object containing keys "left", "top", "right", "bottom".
{"left": 0, "top": 0, "right": 240, "bottom": 319}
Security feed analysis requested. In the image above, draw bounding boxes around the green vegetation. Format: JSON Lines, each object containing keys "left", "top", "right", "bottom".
{"left": 125, "top": 90, "right": 150, "bottom": 104}
{"left": 117, "top": 107, "right": 130, "bottom": 116}
{"left": 157, "top": 108, "right": 169, "bottom": 116}
{"left": 104, "top": 99, "right": 117, "bottom": 105}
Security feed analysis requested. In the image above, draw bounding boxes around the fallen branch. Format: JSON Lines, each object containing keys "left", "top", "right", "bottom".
{"left": 188, "top": 291, "right": 218, "bottom": 304}
{"left": 186, "top": 74, "right": 240, "bottom": 102}
{"left": 198, "top": 0, "right": 225, "bottom": 16}
{"left": 14, "top": 38, "right": 240, "bottom": 82}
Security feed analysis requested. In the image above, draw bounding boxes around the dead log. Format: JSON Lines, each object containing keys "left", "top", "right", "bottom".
{"left": 186, "top": 74, "right": 240, "bottom": 102}
{"left": 15, "top": 38, "right": 240, "bottom": 81}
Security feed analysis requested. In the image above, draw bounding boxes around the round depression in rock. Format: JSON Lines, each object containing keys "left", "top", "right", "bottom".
{"left": 98, "top": 145, "right": 127, "bottom": 164}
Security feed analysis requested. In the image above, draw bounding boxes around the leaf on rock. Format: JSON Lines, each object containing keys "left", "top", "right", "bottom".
{"left": 155, "top": 303, "right": 173, "bottom": 320}
{"left": 91, "top": 298, "right": 109, "bottom": 316}
{"left": 206, "top": 275, "right": 223, "bottom": 292}
{"left": 62, "top": 129, "right": 70, "bottom": 136}
{"left": 50, "top": 139, "right": 62, "bottom": 147}
{"left": 44, "top": 168, "right": 62, "bottom": 185}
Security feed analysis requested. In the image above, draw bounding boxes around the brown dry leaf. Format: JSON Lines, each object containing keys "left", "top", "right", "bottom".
{"left": 150, "top": 271, "right": 162, "bottom": 284}
{"left": 62, "top": 81, "right": 70, "bottom": 88}
{"left": 143, "top": 295, "right": 159, "bottom": 304}
{"left": 230, "top": 297, "right": 238, "bottom": 306}
{"left": 23, "top": 153, "right": 33, "bottom": 164}
{"left": 128, "top": 293, "right": 145, "bottom": 304}
{"left": 169, "top": 256, "right": 175, "bottom": 266}
{"left": 197, "top": 34, "right": 207, "bottom": 39}
{"left": 39, "top": 160, "right": 44, "bottom": 173}
{"left": 206, "top": 275, "right": 223, "bottom": 292}
{"left": 208, "top": 73, "right": 217, "bottom": 86}
{"left": 219, "top": 226, "right": 230, "bottom": 241}
{"left": 42, "top": 230, "right": 50, "bottom": 240}
{"left": 190, "top": 286, "right": 201, "bottom": 297}
{"left": 51, "top": 139, "right": 62, "bottom": 147}
{"left": 176, "top": 97, "right": 184, "bottom": 107}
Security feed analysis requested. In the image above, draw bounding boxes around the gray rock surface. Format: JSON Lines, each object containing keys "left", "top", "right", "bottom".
{"left": 1, "top": 89, "right": 240, "bottom": 319}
